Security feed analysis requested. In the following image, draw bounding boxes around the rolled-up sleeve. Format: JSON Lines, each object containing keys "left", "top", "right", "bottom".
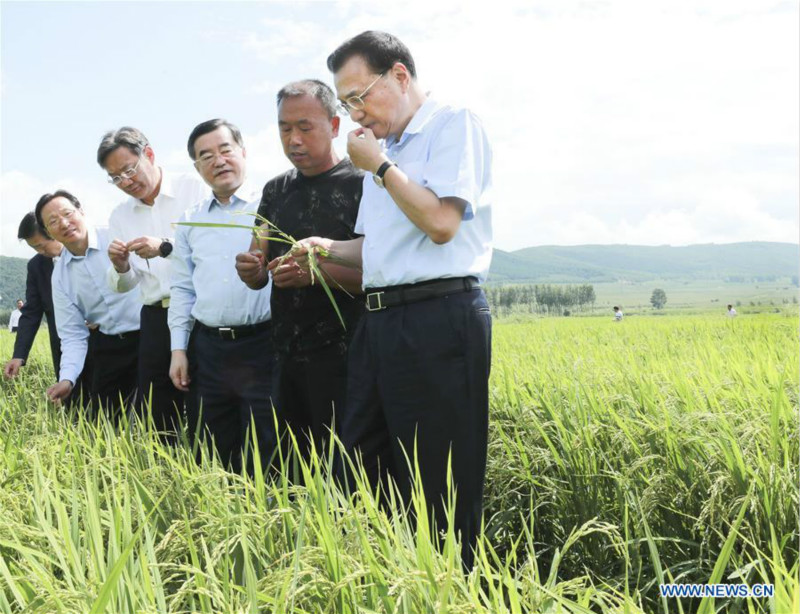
{"left": 422, "top": 108, "right": 490, "bottom": 221}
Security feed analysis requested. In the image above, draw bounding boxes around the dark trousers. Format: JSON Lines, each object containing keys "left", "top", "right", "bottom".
{"left": 187, "top": 323, "right": 277, "bottom": 476}
{"left": 90, "top": 329, "right": 139, "bottom": 418}
{"left": 343, "top": 289, "right": 492, "bottom": 569}
{"left": 273, "top": 342, "right": 349, "bottom": 464}
{"left": 139, "top": 305, "right": 184, "bottom": 440}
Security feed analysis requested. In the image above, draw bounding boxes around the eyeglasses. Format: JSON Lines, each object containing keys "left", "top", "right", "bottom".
{"left": 44, "top": 208, "right": 76, "bottom": 229}
{"left": 194, "top": 145, "right": 240, "bottom": 169}
{"left": 337, "top": 72, "right": 385, "bottom": 115}
{"left": 107, "top": 157, "right": 143, "bottom": 185}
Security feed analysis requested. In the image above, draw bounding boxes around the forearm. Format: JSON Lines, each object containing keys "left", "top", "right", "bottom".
{"left": 318, "top": 262, "right": 363, "bottom": 295}
{"left": 381, "top": 164, "right": 464, "bottom": 244}
{"left": 324, "top": 236, "right": 364, "bottom": 269}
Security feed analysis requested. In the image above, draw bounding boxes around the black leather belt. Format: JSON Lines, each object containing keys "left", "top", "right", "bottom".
{"left": 365, "top": 277, "right": 480, "bottom": 312}
{"left": 195, "top": 319, "right": 271, "bottom": 340}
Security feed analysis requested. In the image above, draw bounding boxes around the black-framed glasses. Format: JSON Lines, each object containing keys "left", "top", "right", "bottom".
{"left": 337, "top": 72, "right": 385, "bottom": 115}
{"left": 107, "top": 157, "right": 143, "bottom": 185}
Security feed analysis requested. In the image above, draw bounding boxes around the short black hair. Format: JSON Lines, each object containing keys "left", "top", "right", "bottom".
{"left": 187, "top": 119, "right": 244, "bottom": 160}
{"left": 17, "top": 212, "right": 44, "bottom": 240}
{"left": 327, "top": 31, "right": 417, "bottom": 79}
{"left": 34, "top": 190, "right": 82, "bottom": 237}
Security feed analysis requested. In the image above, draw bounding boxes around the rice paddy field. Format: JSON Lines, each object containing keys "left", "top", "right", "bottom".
{"left": 0, "top": 312, "right": 797, "bottom": 613}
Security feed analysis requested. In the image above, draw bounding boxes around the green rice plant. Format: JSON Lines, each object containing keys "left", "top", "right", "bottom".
{"left": 0, "top": 312, "right": 797, "bottom": 613}
{"left": 176, "top": 211, "right": 350, "bottom": 329}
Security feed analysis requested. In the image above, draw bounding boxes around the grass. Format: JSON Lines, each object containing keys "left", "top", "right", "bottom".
{"left": 0, "top": 312, "right": 797, "bottom": 613}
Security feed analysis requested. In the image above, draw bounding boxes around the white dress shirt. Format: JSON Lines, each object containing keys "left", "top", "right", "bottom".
{"left": 169, "top": 187, "right": 272, "bottom": 351}
{"left": 52, "top": 227, "right": 142, "bottom": 385}
{"left": 8, "top": 309, "right": 22, "bottom": 331}
{"left": 107, "top": 171, "right": 209, "bottom": 305}
{"left": 356, "top": 97, "right": 494, "bottom": 288}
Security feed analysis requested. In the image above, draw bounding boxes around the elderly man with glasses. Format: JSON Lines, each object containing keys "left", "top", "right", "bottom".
{"left": 34, "top": 190, "right": 141, "bottom": 416}
{"left": 168, "top": 118, "right": 276, "bottom": 477}
{"left": 296, "top": 31, "right": 494, "bottom": 569}
{"left": 98, "top": 127, "right": 208, "bottom": 442}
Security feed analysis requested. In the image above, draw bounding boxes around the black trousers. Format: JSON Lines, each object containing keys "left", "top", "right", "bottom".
{"left": 90, "top": 329, "right": 139, "bottom": 418}
{"left": 343, "top": 289, "right": 492, "bottom": 569}
{"left": 273, "top": 342, "right": 349, "bottom": 464}
{"left": 187, "top": 323, "right": 277, "bottom": 476}
{"left": 139, "top": 305, "right": 184, "bottom": 439}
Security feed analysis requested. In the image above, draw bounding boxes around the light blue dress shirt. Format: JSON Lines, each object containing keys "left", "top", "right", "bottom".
{"left": 355, "top": 97, "right": 494, "bottom": 288}
{"left": 51, "top": 226, "right": 142, "bottom": 384}
{"left": 169, "top": 191, "right": 272, "bottom": 351}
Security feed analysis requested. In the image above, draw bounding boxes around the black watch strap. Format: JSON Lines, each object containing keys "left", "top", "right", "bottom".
{"left": 159, "top": 239, "right": 173, "bottom": 258}
{"left": 376, "top": 161, "right": 396, "bottom": 180}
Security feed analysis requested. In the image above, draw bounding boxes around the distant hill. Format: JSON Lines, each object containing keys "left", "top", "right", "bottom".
{"left": 0, "top": 256, "right": 28, "bottom": 311}
{"left": 488, "top": 242, "right": 799, "bottom": 283}
{"left": 1, "top": 242, "right": 797, "bottom": 310}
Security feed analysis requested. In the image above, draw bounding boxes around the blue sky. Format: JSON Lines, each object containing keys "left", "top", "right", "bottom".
{"left": 2, "top": 0, "right": 798, "bottom": 258}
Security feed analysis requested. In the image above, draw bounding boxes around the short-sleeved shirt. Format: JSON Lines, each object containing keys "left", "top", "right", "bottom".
{"left": 356, "top": 97, "right": 493, "bottom": 288}
{"left": 257, "top": 159, "right": 364, "bottom": 356}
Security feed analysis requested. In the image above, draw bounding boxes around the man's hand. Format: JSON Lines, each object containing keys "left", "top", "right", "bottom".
{"left": 268, "top": 255, "right": 311, "bottom": 289}
{"left": 235, "top": 250, "right": 269, "bottom": 289}
{"left": 169, "top": 350, "right": 190, "bottom": 392}
{"left": 3, "top": 358, "right": 24, "bottom": 379}
{"left": 290, "top": 237, "right": 334, "bottom": 274}
{"left": 47, "top": 380, "right": 73, "bottom": 403}
{"left": 347, "top": 128, "right": 385, "bottom": 173}
{"left": 126, "top": 236, "right": 163, "bottom": 259}
{"left": 108, "top": 239, "right": 131, "bottom": 273}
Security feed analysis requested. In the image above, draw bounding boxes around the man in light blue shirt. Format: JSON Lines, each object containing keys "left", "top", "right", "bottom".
{"left": 298, "top": 31, "right": 493, "bottom": 568}
{"left": 35, "top": 190, "right": 141, "bottom": 415}
{"left": 168, "top": 119, "right": 276, "bottom": 476}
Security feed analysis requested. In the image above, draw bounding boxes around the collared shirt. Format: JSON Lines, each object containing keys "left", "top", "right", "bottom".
{"left": 107, "top": 171, "right": 209, "bottom": 305}
{"left": 169, "top": 188, "right": 272, "bottom": 351}
{"left": 356, "top": 97, "right": 494, "bottom": 288}
{"left": 52, "top": 226, "right": 142, "bottom": 384}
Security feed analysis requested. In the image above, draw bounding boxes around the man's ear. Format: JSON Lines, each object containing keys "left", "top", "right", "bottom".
{"left": 241, "top": 147, "right": 247, "bottom": 159}
{"left": 390, "top": 61, "right": 412, "bottom": 91}
{"left": 144, "top": 144, "right": 156, "bottom": 163}
{"left": 331, "top": 115, "right": 341, "bottom": 138}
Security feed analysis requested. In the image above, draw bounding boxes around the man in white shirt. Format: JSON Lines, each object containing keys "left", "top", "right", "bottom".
{"left": 99, "top": 127, "right": 208, "bottom": 440}
{"left": 34, "top": 190, "right": 141, "bottom": 416}
{"left": 8, "top": 300, "right": 23, "bottom": 332}
{"left": 298, "top": 31, "right": 493, "bottom": 568}
{"left": 169, "top": 119, "right": 276, "bottom": 476}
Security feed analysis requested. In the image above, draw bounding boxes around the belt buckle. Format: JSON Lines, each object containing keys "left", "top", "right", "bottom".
{"left": 161, "top": 298, "right": 170, "bottom": 308}
{"left": 366, "top": 291, "right": 385, "bottom": 312}
{"left": 219, "top": 327, "right": 236, "bottom": 340}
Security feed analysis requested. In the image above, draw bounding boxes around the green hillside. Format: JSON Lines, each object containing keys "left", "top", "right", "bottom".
{"left": 0, "top": 256, "right": 28, "bottom": 311}
{"left": 489, "top": 242, "right": 799, "bottom": 283}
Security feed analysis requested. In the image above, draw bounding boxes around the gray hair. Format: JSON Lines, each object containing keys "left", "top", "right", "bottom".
{"left": 96, "top": 126, "right": 150, "bottom": 168}
{"left": 276, "top": 80, "right": 337, "bottom": 119}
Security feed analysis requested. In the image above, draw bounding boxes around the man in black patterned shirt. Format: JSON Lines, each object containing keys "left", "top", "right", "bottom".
{"left": 236, "top": 80, "right": 363, "bottom": 462}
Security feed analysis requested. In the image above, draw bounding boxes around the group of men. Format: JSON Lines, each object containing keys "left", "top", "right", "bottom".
{"left": 3, "top": 31, "right": 493, "bottom": 567}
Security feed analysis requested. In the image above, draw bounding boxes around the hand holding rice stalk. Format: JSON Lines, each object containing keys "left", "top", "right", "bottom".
{"left": 176, "top": 211, "right": 351, "bottom": 329}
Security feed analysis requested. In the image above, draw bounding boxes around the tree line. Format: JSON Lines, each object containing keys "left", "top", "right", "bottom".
{"left": 485, "top": 284, "right": 596, "bottom": 315}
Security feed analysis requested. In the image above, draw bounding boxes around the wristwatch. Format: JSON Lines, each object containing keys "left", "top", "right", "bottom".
{"left": 158, "top": 239, "right": 173, "bottom": 258}
{"left": 372, "top": 160, "right": 397, "bottom": 189}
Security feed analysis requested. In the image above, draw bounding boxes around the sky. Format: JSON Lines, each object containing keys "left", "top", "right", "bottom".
{"left": 1, "top": 0, "right": 798, "bottom": 259}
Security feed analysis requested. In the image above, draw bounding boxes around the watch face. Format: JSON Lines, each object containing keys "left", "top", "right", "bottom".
{"left": 372, "top": 174, "right": 385, "bottom": 189}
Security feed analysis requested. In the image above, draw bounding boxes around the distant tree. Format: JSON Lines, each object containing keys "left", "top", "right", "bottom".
{"left": 650, "top": 288, "right": 667, "bottom": 309}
